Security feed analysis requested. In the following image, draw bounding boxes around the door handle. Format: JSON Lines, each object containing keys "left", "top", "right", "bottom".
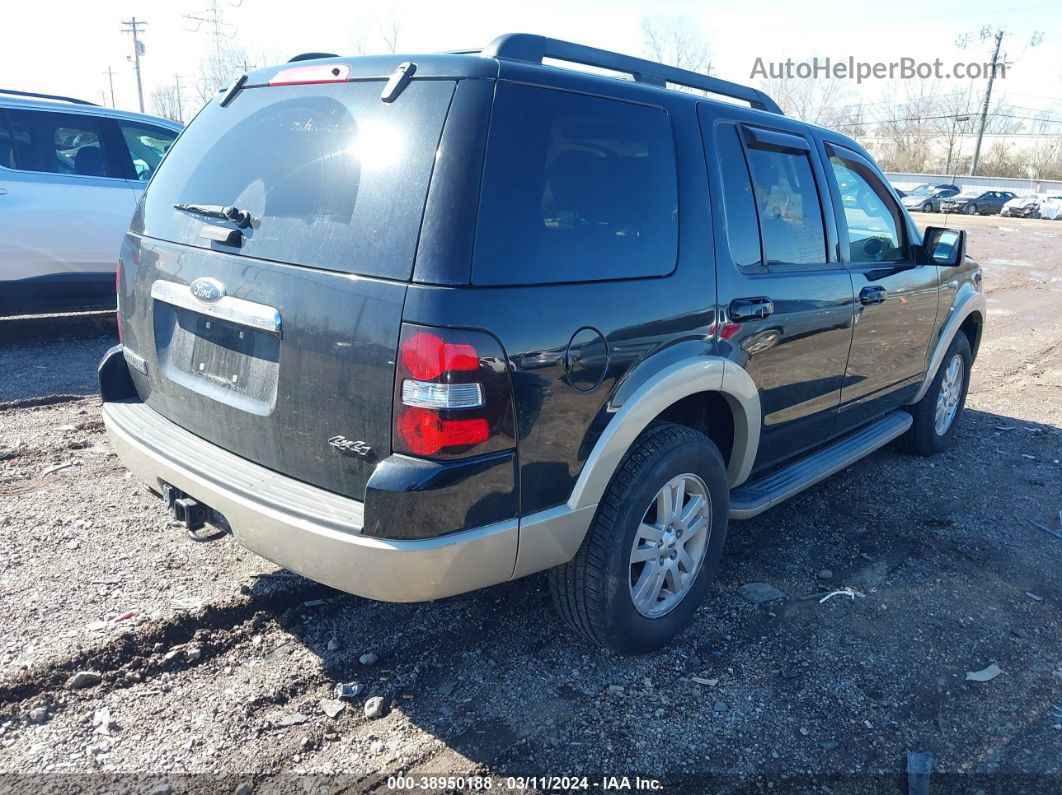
{"left": 728, "top": 297, "right": 774, "bottom": 321}
{"left": 859, "top": 286, "right": 887, "bottom": 305}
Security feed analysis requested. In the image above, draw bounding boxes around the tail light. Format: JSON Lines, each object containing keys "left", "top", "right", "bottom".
{"left": 115, "top": 261, "right": 123, "bottom": 344}
{"left": 393, "top": 324, "right": 515, "bottom": 459}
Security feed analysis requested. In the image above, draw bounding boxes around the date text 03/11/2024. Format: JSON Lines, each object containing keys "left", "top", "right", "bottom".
{"left": 385, "top": 775, "right": 664, "bottom": 791}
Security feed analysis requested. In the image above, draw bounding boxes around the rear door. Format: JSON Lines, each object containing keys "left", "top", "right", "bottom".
{"left": 819, "top": 141, "right": 939, "bottom": 432}
{"left": 0, "top": 107, "right": 137, "bottom": 314}
{"left": 120, "top": 76, "right": 457, "bottom": 499}
{"left": 700, "top": 107, "right": 855, "bottom": 471}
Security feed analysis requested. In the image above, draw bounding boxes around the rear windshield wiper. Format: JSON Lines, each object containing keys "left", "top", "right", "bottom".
{"left": 174, "top": 203, "right": 253, "bottom": 229}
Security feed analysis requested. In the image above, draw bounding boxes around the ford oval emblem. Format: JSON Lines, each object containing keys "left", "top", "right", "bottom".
{"left": 189, "top": 277, "right": 225, "bottom": 303}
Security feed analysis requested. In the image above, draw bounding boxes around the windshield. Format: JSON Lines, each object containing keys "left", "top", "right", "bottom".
{"left": 955, "top": 190, "right": 981, "bottom": 199}
{"left": 137, "top": 79, "right": 455, "bottom": 280}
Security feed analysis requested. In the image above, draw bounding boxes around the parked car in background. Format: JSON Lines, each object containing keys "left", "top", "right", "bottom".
{"left": 0, "top": 90, "right": 181, "bottom": 316}
{"left": 100, "top": 35, "right": 981, "bottom": 654}
{"left": 939, "top": 189, "right": 1016, "bottom": 215}
{"left": 1039, "top": 196, "right": 1062, "bottom": 220}
{"left": 1000, "top": 194, "right": 1041, "bottom": 218}
{"left": 900, "top": 183, "right": 961, "bottom": 213}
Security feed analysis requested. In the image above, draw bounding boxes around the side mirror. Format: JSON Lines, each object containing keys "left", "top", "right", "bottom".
{"left": 923, "top": 226, "right": 965, "bottom": 266}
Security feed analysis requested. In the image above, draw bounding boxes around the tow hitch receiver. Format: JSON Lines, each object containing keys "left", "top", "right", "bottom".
{"left": 162, "top": 483, "right": 229, "bottom": 542}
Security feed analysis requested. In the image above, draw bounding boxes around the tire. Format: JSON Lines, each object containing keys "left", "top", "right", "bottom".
{"left": 549, "top": 422, "right": 729, "bottom": 654}
{"left": 965, "top": 204, "right": 978, "bottom": 215}
{"left": 900, "top": 331, "right": 972, "bottom": 456}
{"left": 921, "top": 202, "right": 934, "bottom": 213}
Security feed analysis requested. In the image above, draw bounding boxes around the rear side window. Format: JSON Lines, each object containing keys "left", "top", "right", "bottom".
{"left": 3, "top": 109, "right": 111, "bottom": 177}
{"left": 715, "top": 123, "right": 762, "bottom": 269}
{"left": 744, "top": 142, "right": 826, "bottom": 266}
{"left": 473, "top": 84, "right": 678, "bottom": 285}
{"left": 138, "top": 80, "right": 455, "bottom": 280}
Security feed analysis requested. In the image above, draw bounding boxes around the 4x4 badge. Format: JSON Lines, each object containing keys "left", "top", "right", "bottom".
{"left": 328, "top": 436, "right": 372, "bottom": 456}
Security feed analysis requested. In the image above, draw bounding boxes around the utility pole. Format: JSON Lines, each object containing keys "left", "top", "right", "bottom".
{"left": 970, "top": 29, "right": 1004, "bottom": 176}
{"left": 121, "top": 17, "right": 148, "bottom": 113}
{"left": 174, "top": 74, "right": 184, "bottom": 122}
{"left": 103, "top": 66, "right": 116, "bottom": 108}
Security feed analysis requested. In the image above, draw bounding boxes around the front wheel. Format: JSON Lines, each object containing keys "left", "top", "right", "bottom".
{"left": 900, "top": 331, "right": 972, "bottom": 456}
{"left": 965, "top": 204, "right": 978, "bottom": 215}
{"left": 549, "top": 422, "right": 729, "bottom": 654}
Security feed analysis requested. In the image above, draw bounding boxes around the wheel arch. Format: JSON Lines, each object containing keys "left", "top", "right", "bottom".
{"left": 911, "top": 286, "right": 986, "bottom": 405}
{"left": 567, "top": 357, "right": 760, "bottom": 513}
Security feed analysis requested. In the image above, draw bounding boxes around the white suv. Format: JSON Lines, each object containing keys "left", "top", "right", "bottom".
{"left": 0, "top": 90, "right": 182, "bottom": 316}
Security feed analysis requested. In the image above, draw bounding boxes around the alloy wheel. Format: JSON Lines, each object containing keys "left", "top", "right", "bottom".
{"left": 934, "top": 353, "right": 965, "bottom": 435}
{"left": 628, "top": 473, "right": 712, "bottom": 618}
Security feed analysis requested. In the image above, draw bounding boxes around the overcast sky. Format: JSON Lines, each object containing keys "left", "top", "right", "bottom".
{"left": 4, "top": 0, "right": 1060, "bottom": 124}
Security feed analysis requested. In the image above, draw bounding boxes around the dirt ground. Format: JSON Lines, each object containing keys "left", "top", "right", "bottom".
{"left": 1, "top": 213, "right": 1060, "bottom": 794}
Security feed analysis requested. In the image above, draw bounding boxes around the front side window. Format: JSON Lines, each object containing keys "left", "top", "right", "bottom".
{"left": 3, "top": 109, "right": 111, "bottom": 177}
{"left": 118, "top": 121, "right": 178, "bottom": 181}
{"left": 473, "top": 83, "right": 678, "bottom": 285}
{"left": 828, "top": 155, "right": 904, "bottom": 262}
{"left": 744, "top": 143, "right": 826, "bottom": 266}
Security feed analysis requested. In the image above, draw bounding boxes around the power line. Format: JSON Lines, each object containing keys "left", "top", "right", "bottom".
{"left": 838, "top": 112, "right": 1062, "bottom": 129}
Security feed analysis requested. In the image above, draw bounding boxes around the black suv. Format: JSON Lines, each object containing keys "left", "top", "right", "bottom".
{"left": 940, "top": 189, "right": 1016, "bottom": 215}
{"left": 100, "top": 35, "right": 984, "bottom": 653}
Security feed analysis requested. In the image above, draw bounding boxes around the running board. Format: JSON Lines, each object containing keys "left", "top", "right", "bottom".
{"left": 729, "top": 410, "right": 912, "bottom": 520}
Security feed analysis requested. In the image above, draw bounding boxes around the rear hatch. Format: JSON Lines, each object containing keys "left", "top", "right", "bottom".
{"left": 119, "top": 70, "right": 457, "bottom": 499}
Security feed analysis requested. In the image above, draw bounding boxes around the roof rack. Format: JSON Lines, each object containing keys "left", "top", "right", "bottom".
{"left": 480, "top": 34, "right": 782, "bottom": 115}
{"left": 0, "top": 88, "right": 98, "bottom": 106}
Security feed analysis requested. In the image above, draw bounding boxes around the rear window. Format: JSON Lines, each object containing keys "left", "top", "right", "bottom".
{"left": 472, "top": 83, "right": 678, "bottom": 285}
{"left": 138, "top": 80, "right": 455, "bottom": 280}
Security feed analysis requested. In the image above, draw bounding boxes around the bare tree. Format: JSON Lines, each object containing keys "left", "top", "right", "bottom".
{"left": 193, "top": 43, "right": 254, "bottom": 106}
{"left": 379, "top": 18, "right": 401, "bottom": 54}
{"left": 870, "top": 82, "right": 948, "bottom": 173}
{"left": 151, "top": 85, "right": 183, "bottom": 123}
{"left": 757, "top": 71, "right": 862, "bottom": 130}
{"left": 641, "top": 16, "right": 712, "bottom": 75}
{"left": 1024, "top": 116, "right": 1062, "bottom": 179}
{"left": 934, "top": 91, "right": 976, "bottom": 175}
{"left": 348, "top": 14, "right": 402, "bottom": 56}
{"left": 979, "top": 140, "right": 1016, "bottom": 177}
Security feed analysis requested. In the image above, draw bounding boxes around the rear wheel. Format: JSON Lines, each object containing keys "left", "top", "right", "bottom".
{"left": 900, "top": 331, "right": 972, "bottom": 456}
{"left": 549, "top": 422, "right": 729, "bottom": 654}
{"left": 921, "top": 202, "right": 934, "bottom": 213}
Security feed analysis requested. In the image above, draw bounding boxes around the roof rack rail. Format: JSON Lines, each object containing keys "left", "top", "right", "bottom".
{"left": 0, "top": 88, "right": 98, "bottom": 106}
{"left": 287, "top": 52, "right": 339, "bottom": 63}
{"left": 480, "top": 34, "right": 782, "bottom": 115}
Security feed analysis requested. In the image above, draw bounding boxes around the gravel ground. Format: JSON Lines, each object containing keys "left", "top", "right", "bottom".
{"left": 0, "top": 214, "right": 1060, "bottom": 793}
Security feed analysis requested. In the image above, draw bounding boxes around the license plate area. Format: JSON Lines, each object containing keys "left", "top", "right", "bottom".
{"left": 153, "top": 302, "right": 280, "bottom": 415}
